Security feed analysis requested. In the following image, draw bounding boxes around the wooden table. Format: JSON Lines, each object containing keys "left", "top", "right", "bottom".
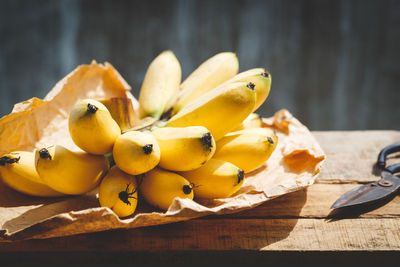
{"left": 1, "top": 131, "right": 399, "bottom": 266}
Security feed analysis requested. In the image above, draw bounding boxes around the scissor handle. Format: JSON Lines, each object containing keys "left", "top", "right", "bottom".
{"left": 377, "top": 142, "right": 400, "bottom": 170}
{"left": 385, "top": 163, "right": 400, "bottom": 174}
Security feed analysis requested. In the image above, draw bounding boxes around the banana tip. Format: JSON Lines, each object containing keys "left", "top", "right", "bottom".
{"left": 0, "top": 156, "right": 20, "bottom": 166}
{"left": 39, "top": 148, "right": 52, "bottom": 160}
{"left": 238, "top": 169, "right": 245, "bottom": 183}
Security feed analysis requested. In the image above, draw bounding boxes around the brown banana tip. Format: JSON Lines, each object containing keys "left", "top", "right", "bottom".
{"left": 262, "top": 70, "right": 270, "bottom": 78}
{"left": 118, "top": 183, "right": 137, "bottom": 206}
{"left": 267, "top": 137, "right": 274, "bottom": 144}
{"left": 160, "top": 108, "right": 173, "bottom": 121}
{"left": 182, "top": 184, "right": 192, "bottom": 195}
{"left": 39, "top": 148, "right": 52, "bottom": 160}
{"left": 0, "top": 156, "right": 20, "bottom": 166}
{"left": 247, "top": 82, "right": 255, "bottom": 90}
{"left": 142, "top": 144, "right": 153, "bottom": 154}
{"left": 200, "top": 132, "right": 213, "bottom": 151}
{"left": 87, "top": 103, "right": 98, "bottom": 114}
{"left": 238, "top": 169, "right": 245, "bottom": 183}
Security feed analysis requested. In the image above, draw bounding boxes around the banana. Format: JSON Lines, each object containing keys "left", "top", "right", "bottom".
{"left": 138, "top": 50, "right": 181, "bottom": 119}
{"left": 0, "top": 151, "right": 64, "bottom": 197}
{"left": 113, "top": 131, "right": 160, "bottom": 175}
{"left": 179, "top": 159, "right": 244, "bottom": 199}
{"left": 69, "top": 99, "right": 121, "bottom": 155}
{"left": 217, "top": 68, "right": 271, "bottom": 112}
{"left": 166, "top": 82, "right": 256, "bottom": 140}
{"left": 35, "top": 144, "right": 109, "bottom": 195}
{"left": 139, "top": 167, "right": 194, "bottom": 211}
{"left": 213, "top": 128, "right": 278, "bottom": 173}
{"left": 170, "top": 52, "right": 239, "bottom": 115}
{"left": 234, "top": 113, "right": 263, "bottom": 131}
{"left": 98, "top": 166, "right": 138, "bottom": 218}
{"left": 99, "top": 97, "right": 136, "bottom": 132}
{"left": 151, "top": 126, "right": 216, "bottom": 171}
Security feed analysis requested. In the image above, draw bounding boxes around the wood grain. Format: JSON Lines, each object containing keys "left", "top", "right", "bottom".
{"left": 313, "top": 130, "right": 400, "bottom": 183}
{"left": 218, "top": 184, "right": 400, "bottom": 219}
{"left": 0, "top": 218, "right": 399, "bottom": 252}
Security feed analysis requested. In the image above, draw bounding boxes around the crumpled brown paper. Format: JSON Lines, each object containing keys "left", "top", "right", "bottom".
{"left": 0, "top": 62, "right": 325, "bottom": 240}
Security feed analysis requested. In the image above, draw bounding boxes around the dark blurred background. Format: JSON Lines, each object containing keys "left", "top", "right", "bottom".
{"left": 0, "top": 0, "right": 399, "bottom": 130}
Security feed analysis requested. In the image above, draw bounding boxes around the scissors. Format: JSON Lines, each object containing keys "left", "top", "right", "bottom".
{"left": 331, "top": 142, "right": 400, "bottom": 209}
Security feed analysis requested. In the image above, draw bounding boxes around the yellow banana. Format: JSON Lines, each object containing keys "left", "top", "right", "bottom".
{"left": 139, "top": 50, "right": 181, "bottom": 119}
{"left": 35, "top": 144, "right": 108, "bottom": 195}
{"left": 113, "top": 131, "right": 160, "bottom": 175}
{"left": 139, "top": 167, "right": 193, "bottom": 211}
{"left": 171, "top": 52, "right": 239, "bottom": 114}
{"left": 151, "top": 126, "right": 216, "bottom": 171}
{"left": 69, "top": 99, "right": 121, "bottom": 155}
{"left": 218, "top": 68, "right": 271, "bottom": 112}
{"left": 0, "top": 151, "right": 63, "bottom": 197}
{"left": 179, "top": 159, "right": 244, "bottom": 199}
{"left": 213, "top": 128, "right": 278, "bottom": 173}
{"left": 99, "top": 97, "right": 136, "bottom": 132}
{"left": 234, "top": 113, "right": 263, "bottom": 131}
{"left": 166, "top": 82, "right": 256, "bottom": 140}
{"left": 98, "top": 166, "right": 138, "bottom": 218}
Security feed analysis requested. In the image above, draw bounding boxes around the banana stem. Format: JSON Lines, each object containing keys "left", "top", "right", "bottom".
{"left": 104, "top": 152, "right": 115, "bottom": 168}
{"left": 122, "top": 118, "right": 166, "bottom": 134}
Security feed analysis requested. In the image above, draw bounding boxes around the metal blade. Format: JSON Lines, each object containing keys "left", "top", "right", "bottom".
{"left": 331, "top": 172, "right": 400, "bottom": 209}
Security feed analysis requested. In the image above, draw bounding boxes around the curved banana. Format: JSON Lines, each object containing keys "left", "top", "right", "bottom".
{"left": 166, "top": 82, "right": 256, "bottom": 140}
{"left": 179, "top": 159, "right": 244, "bottom": 199}
{"left": 99, "top": 166, "right": 138, "bottom": 218}
{"left": 69, "top": 99, "right": 121, "bottom": 155}
{"left": 234, "top": 113, "right": 263, "bottom": 131}
{"left": 113, "top": 131, "right": 160, "bottom": 175}
{"left": 35, "top": 144, "right": 108, "bottom": 195}
{"left": 213, "top": 128, "right": 278, "bottom": 173}
{"left": 140, "top": 167, "right": 193, "bottom": 211}
{"left": 205, "top": 68, "right": 271, "bottom": 112}
{"left": 139, "top": 50, "right": 182, "bottom": 119}
{"left": 151, "top": 126, "right": 216, "bottom": 171}
{"left": 222, "top": 68, "right": 271, "bottom": 112}
{"left": 171, "top": 52, "right": 239, "bottom": 114}
{"left": 0, "top": 151, "right": 64, "bottom": 197}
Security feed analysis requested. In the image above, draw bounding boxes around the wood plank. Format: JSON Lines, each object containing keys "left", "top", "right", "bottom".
{"left": 217, "top": 183, "right": 400, "bottom": 219}
{"left": 313, "top": 130, "right": 400, "bottom": 183}
{"left": 0, "top": 218, "right": 399, "bottom": 252}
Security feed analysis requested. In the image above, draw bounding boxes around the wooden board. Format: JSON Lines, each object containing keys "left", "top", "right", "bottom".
{"left": 313, "top": 130, "right": 400, "bottom": 183}
{"left": 0, "top": 131, "right": 399, "bottom": 264}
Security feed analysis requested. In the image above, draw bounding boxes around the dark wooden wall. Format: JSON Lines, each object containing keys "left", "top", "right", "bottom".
{"left": 0, "top": 0, "right": 399, "bottom": 130}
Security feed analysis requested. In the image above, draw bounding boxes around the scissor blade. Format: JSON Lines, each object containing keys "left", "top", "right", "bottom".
{"left": 331, "top": 172, "right": 400, "bottom": 209}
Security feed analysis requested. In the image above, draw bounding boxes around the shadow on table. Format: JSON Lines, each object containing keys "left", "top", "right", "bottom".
{"left": 325, "top": 193, "right": 398, "bottom": 221}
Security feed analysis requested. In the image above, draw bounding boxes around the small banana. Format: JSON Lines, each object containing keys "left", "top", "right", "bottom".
{"left": 113, "top": 131, "right": 160, "bottom": 175}
{"left": 170, "top": 52, "right": 239, "bottom": 115}
{"left": 179, "top": 159, "right": 244, "bottom": 199}
{"left": 234, "top": 113, "right": 263, "bottom": 131}
{"left": 166, "top": 82, "right": 256, "bottom": 141}
{"left": 139, "top": 50, "right": 181, "bottom": 119}
{"left": 151, "top": 126, "right": 216, "bottom": 171}
{"left": 217, "top": 68, "right": 271, "bottom": 112}
{"left": 139, "top": 167, "right": 194, "bottom": 211}
{"left": 213, "top": 128, "right": 278, "bottom": 173}
{"left": 69, "top": 99, "right": 121, "bottom": 155}
{"left": 35, "top": 144, "right": 108, "bottom": 195}
{"left": 0, "top": 151, "right": 63, "bottom": 197}
{"left": 99, "top": 166, "right": 138, "bottom": 218}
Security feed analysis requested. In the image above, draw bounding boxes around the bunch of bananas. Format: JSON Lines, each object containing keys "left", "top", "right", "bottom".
{"left": 0, "top": 51, "right": 278, "bottom": 218}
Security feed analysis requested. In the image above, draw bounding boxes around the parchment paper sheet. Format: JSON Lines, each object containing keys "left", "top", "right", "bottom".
{"left": 0, "top": 62, "right": 325, "bottom": 240}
